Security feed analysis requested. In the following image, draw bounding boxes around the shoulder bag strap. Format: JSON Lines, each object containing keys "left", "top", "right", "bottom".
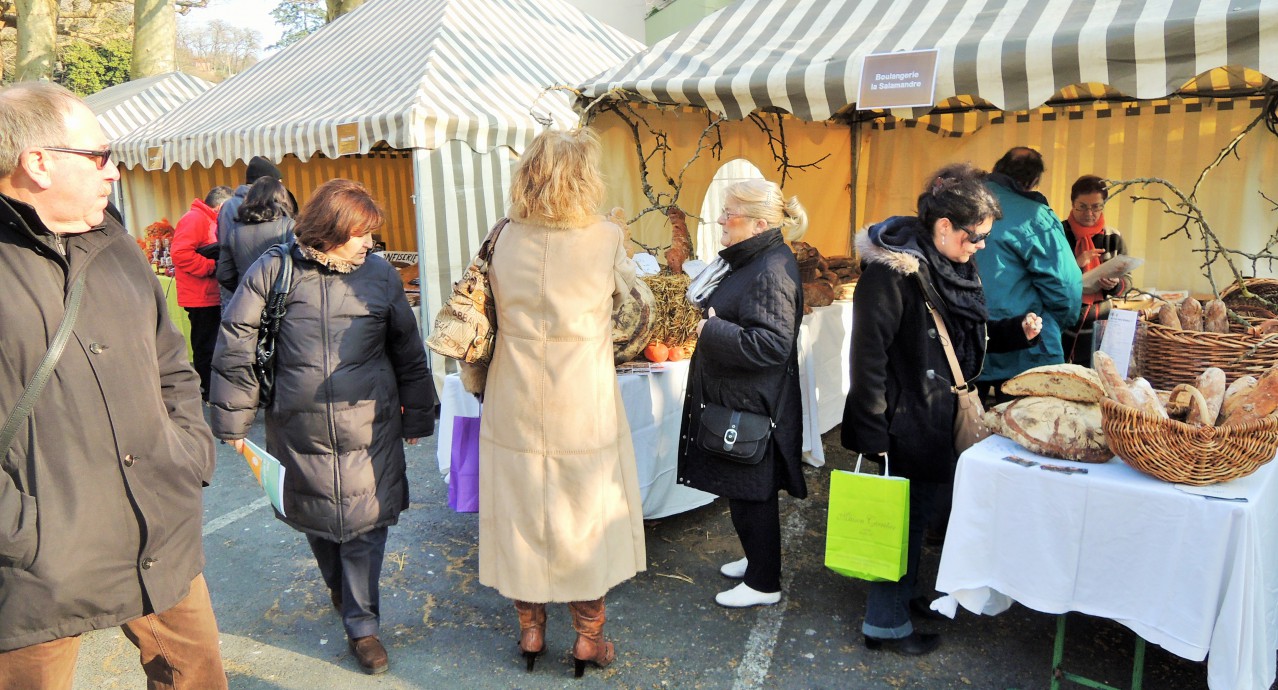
{"left": 476, "top": 218, "right": 510, "bottom": 269}
{"left": 915, "top": 273, "right": 971, "bottom": 393}
{"left": 1, "top": 271, "right": 88, "bottom": 459}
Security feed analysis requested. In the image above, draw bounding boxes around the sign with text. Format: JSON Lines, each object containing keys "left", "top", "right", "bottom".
{"left": 145, "top": 146, "right": 164, "bottom": 171}
{"left": 335, "top": 122, "right": 361, "bottom": 156}
{"left": 857, "top": 49, "right": 939, "bottom": 110}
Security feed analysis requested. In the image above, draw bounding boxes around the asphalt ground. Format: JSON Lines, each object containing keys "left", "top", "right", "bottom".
{"left": 70, "top": 411, "right": 1246, "bottom": 689}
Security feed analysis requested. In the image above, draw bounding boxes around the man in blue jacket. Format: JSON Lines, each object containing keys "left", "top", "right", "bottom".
{"left": 973, "top": 147, "right": 1082, "bottom": 402}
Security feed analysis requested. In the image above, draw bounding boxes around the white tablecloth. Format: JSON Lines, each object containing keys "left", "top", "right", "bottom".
{"left": 797, "top": 300, "right": 854, "bottom": 465}
{"left": 436, "top": 301, "right": 855, "bottom": 518}
{"left": 935, "top": 434, "right": 1278, "bottom": 690}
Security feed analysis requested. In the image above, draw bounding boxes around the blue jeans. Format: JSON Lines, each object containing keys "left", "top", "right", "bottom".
{"left": 862, "top": 482, "right": 942, "bottom": 639}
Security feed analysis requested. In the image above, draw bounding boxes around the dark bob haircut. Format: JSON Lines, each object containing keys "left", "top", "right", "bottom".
{"left": 917, "top": 162, "right": 1003, "bottom": 234}
{"left": 236, "top": 177, "right": 294, "bottom": 223}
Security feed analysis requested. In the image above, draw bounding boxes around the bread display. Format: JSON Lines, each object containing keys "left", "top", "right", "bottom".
{"left": 791, "top": 242, "right": 855, "bottom": 314}
{"left": 1001, "top": 364, "right": 1104, "bottom": 403}
{"left": 1128, "top": 378, "right": 1168, "bottom": 419}
{"left": 1156, "top": 303, "right": 1183, "bottom": 329}
{"left": 1204, "top": 299, "right": 1230, "bottom": 333}
{"left": 1194, "top": 368, "right": 1227, "bottom": 424}
{"left": 1000, "top": 396, "right": 1113, "bottom": 463}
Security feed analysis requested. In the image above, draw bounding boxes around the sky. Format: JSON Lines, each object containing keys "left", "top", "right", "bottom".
{"left": 181, "top": 0, "right": 284, "bottom": 55}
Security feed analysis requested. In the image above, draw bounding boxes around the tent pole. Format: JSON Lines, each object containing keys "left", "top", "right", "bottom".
{"left": 848, "top": 119, "right": 861, "bottom": 255}
{"left": 411, "top": 147, "right": 447, "bottom": 396}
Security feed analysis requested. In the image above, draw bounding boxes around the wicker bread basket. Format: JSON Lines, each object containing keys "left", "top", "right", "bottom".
{"left": 1220, "top": 278, "right": 1278, "bottom": 328}
{"left": 1100, "top": 399, "right": 1278, "bottom": 485}
{"left": 1132, "top": 321, "right": 1278, "bottom": 391}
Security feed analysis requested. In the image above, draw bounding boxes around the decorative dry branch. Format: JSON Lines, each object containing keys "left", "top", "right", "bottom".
{"left": 747, "top": 112, "right": 831, "bottom": 185}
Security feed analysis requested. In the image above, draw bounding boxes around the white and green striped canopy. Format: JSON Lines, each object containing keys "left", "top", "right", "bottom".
{"left": 579, "top": 0, "right": 1277, "bottom": 121}
{"left": 84, "top": 72, "right": 212, "bottom": 141}
{"left": 113, "top": 0, "right": 641, "bottom": 170}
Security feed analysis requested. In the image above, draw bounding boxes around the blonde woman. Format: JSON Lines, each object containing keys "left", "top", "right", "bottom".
{"left": 678, "top": 179, "right": 808, "bottom": 608}
{"left": 477, "top": 129, "right": 646, "bottom": 676}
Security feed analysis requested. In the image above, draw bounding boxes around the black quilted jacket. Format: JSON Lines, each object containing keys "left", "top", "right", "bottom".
{"left": 677, "top": 229, "right": 807, "bottom": 501}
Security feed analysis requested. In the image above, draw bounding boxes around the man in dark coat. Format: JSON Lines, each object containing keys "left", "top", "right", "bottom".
{"left": 0, "top": 82, "right": 227, "bottom": 687}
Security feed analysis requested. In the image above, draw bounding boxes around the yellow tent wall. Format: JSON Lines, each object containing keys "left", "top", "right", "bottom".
{"left": 119, "top": 153, "right": 418, "bottom": 251}
{"left": 593, "top": 106, "right": 854, "bottom": 259}
{"left": 857, "top": 97, "right": 1278, "bottom": 295}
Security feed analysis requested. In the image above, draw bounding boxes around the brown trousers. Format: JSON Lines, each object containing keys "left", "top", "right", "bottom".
{"left": 0, "top": 574, "right": 227, "bottom": 690}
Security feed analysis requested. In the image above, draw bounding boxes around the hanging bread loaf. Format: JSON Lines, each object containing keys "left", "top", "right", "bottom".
{"left": 999, "top": 396, "right": 1112, "bottom": 463}
{"left": 1177, "top": 297, "right": 1204, "bottom": 332}
{"left": 1203, "top": 299, "right": 1230, "bottom": 334}
{"left": 1001, "top": 363, "right": 1105, "bottom": 403}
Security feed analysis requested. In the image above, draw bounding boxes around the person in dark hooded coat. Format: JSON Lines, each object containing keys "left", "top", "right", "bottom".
{"left": 841, "top": 163, "right": 1043, "bottom": 656}
{"left": 678, "top": 179, "right": 807, "bottom": 610}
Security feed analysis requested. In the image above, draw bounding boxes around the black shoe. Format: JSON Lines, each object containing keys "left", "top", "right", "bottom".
{"left": 909, "top": 597, "right": 947, "bottom": 621}
{"left": 864, "top": 632, "right": 940, "bottom": 656}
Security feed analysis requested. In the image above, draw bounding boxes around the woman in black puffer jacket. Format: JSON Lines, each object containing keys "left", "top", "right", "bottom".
{"left": 678, "top": 179, "right": 807, "bottom": 610}
{"left": 210, "top": 179, "right": 435, "bottom": 675}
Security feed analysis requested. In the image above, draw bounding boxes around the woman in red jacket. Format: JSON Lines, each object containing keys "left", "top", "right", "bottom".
{"left": 171, "top": 185, "right": 233, "bottom": 400}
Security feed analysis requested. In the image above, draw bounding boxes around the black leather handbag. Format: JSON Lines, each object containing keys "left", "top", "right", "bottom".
{"left": 253, "top": 243, "right": 294, "bottom": 408}
{"left": 694, "top": 402, "right": 774, "bottom": 465}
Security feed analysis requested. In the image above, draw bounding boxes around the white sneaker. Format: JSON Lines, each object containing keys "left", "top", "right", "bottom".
{"left": 715, "top": 582, "right": 781, "bottom": 608}
{"left": 720, "top": 557, "right": 748, "bottom": 579}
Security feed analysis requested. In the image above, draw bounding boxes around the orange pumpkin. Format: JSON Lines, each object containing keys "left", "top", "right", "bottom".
{"left": 667, "top": 346, "right": 685, "bottom": 361}
{"left": 643, "top": 342, "right": 669, "bottom": 362}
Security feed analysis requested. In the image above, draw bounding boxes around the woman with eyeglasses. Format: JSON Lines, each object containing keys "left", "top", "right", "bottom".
{"left": 1060, "top": 175, "right": 1131, "bottom": 366}
{"left": 677, "top": 179, "right": 808, "bottom": 610}
{"left": 841, "top": 163, "right": 1042, "bottom": 656}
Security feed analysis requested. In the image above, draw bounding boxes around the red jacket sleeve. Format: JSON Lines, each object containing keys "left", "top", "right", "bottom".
{"left": 171, "top": 211, "right": 215, "bottom": 278}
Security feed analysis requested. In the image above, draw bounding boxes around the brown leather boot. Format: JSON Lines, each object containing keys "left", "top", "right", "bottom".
{"left": 349, "top": 635, "right": 389, "bottom": 674}
{"left": 568, "top": 597, "right": 615, "bottom": 678}
{"left": 513, "top": 600, "right": 546, "bottom": 672}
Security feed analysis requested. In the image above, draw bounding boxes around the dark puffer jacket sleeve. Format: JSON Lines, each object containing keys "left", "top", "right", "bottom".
{"left": 208, "top": 251, "right": 275, "bottom": 439}
{"left": 841, "top": 261, "right": 904, "bottom": 455}
{"left": 698, "top": 269, "right": 798, "bottom": 370}
{"left": 384, "top": 270, "right": 436, "bottom": 438}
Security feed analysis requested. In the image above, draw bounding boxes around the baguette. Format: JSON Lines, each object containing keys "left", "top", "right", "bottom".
{"left": 1203, "top": 299, "right": 1230, "bottom": 334}
{"left": 1222, "top": 375, "right": 1259, "bottom": 421}
{"left": 1193, "top": 367, "right": 1227, "bottom": 425}
{"left": 1129, "top": 377, "right": 1168, "bottom": 418}
{"left": 1156, "top": 303, "right": 1183, "bottom": 329}
{"left": 1177, "top": 297, "right": 1204, "bottom": 332}
{"left": 1092, "top": 351, "right": 1140, "bottom": 408}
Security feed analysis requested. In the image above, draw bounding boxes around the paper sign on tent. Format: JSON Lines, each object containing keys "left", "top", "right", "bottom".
{"left": 240, "top": 438, "right": 287, "bottom": 517}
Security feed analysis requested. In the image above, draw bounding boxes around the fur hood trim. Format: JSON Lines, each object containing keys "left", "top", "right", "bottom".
{"left": 511, "top": 213, "right": 605, "bottom": 230}
{"left": 854, "top": 224, "right": 920, "bottom": 277}
{"left": 299, "top": 243, "right": 359, "bottom": 273}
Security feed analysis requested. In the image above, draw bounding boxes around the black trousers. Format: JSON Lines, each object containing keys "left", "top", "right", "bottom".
{"left": 184, "top": 306, "right": 220, "bottom": 401}
{"left": 307, "top": 526, "right": 389, "bottom": 640}
{"left": 728, "top": 493, "right": 782, "bottom": 593}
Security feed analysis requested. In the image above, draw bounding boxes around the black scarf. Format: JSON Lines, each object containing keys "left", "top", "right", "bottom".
{"left": 917, "top": 234, "right": 989, "bottom": 380}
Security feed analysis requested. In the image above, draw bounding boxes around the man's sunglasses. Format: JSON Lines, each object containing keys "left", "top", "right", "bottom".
{"left": 43, "top": 146, "right": 113, "bottom": 169}
{"left": 957, "top": 226, "right": 990, "bottom": 244}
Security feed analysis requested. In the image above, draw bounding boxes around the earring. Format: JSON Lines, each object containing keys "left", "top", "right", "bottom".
{"left": 941, "top": 236, "right": 947, "bottom": 246}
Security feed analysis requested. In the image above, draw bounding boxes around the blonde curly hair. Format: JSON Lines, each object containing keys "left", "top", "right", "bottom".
{"left": 508, "top": 129, "right": 605, "bottom": 227}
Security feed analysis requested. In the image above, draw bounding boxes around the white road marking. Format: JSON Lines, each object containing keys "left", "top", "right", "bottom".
{"left": 203, "top": 497, "right": 270, "bottom": 535}
{"left": 732, "top": 507, "right": 806, "bottom": 690}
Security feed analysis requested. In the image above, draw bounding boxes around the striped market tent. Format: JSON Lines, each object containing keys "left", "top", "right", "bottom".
{"left": 578, "top": 0, "right": 1278, "bottom": 295}
{"left": 112, "top": 0, "right": 642, "bottom": 354}
{"left": 84, "top": 72, "right": 212, "bottom": 140}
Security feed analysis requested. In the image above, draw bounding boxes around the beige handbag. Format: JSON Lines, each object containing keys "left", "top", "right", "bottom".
{"left": 425, "top": 219, "right": 509, "bottom": 365}
{"left": 921, "top": 283, "right": 990, "bottom": 455}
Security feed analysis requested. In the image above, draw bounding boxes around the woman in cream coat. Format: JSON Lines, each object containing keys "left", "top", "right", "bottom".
{"left": 477, "top": 128, "right": 646, "bottom": 677}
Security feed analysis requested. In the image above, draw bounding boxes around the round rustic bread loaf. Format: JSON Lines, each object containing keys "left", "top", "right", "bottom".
{"left": 1001, "top": 363, "right": 1105, "bottom": 403}
{"left": 1000, "top": 396, "right": 1113, "bottom": 463}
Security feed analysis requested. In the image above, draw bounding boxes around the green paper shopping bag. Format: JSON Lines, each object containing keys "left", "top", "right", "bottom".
{"left": 824, "top": 454, "right": 909, "bottom": 582}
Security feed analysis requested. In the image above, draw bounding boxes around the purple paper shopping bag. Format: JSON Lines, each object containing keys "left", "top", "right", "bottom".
{"left": 449, "top": 416, "right": 480, "bottom": 513}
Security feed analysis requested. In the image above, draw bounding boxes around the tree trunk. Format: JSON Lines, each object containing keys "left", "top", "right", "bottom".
{"left": 325, "top": 0, "right": 363, "bottom": 22}
{"left": 132, "top": 0, "right": 175, "bottom": 78}
{"left": 15, "top": 0, "right": 57, "bottom": 82}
